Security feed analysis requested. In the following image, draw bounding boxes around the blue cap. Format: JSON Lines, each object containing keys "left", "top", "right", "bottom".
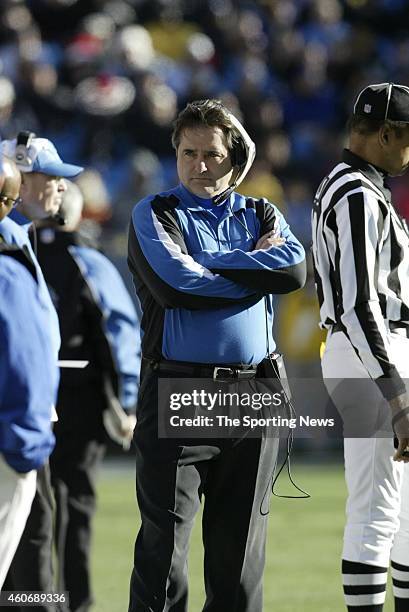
{"left": 1, "top": 137, "right": 84, "bottom": 178}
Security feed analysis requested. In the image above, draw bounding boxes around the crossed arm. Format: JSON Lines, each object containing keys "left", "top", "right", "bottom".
{"left": 191, "top": 202, "right": 306, "bottom": 293}
{"left": 128, "top": 194, "right": 306, "bottom": 310}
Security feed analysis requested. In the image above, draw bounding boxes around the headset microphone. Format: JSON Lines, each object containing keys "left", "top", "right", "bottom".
{"left": 51, "top": 212, "right": 66, "bottom": 226}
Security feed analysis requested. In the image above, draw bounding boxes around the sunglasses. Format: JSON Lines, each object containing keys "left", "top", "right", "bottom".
{"left": 0, "top": 195, "right": 23, "bottom": 209}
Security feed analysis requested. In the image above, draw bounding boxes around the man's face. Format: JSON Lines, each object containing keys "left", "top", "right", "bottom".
{"left": 382, "top": 126, "right": 409, "bottom": 176}
{"left": 176, "top": 126, "right": 235, "bottom": 198}
{"left": 19, "top": 172, "right": 67, "bottom": 219}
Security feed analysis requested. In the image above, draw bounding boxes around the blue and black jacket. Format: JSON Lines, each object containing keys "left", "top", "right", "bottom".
{"left": 128, "top": 183, "right": 306, "bottom": 365}
{"left": 0, "top": 243, "right": 58, "bottom": 472}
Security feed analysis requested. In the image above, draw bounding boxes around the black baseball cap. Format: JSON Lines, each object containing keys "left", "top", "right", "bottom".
{"left": 353, "top": 82, "right": 409, "bottom": 122}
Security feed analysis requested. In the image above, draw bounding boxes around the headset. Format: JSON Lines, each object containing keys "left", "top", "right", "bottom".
{"left": 226, "top": 109, "right": 256, "bottom": 177}
{"left": 14, "top": 131, "right": 36, "bottom": 169}
{"left": 229, "top": 136, "right": 246, "bottom": 168}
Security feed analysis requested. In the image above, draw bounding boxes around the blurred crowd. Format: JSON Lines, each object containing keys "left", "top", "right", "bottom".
{"left": 1, "top": 0, "right": 409, "bottom": 373}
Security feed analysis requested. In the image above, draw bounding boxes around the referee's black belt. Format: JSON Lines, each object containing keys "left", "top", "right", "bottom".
{"left": 143, "top": 357, "right": 258, "bottom": 380}
{"left": 331, "top": 322, "right": 345, "bottom": 334}
{"left": 331, "top": 321, "right": 409, "bottom": 337}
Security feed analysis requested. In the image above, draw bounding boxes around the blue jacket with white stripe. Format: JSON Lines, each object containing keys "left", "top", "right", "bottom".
{"left": 128, "top": 183, "right": 306, "bottom": 365}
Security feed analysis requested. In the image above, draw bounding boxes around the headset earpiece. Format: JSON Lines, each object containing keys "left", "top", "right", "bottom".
{"left": 212, "top": 106, "right": 256, "bottom": 204}
{"left": 230, "top": 135, "right": 247, "bottom": 168}
{"left": 15, "top": 131, "right": 36, "bottom": 167}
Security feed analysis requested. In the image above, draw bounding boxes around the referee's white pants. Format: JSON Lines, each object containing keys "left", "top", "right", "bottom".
{"left": 322, "top": 330, "right": 409, "bottom": 568}
{"left": 0, "top": 455, "right": 36, "bottom": 590}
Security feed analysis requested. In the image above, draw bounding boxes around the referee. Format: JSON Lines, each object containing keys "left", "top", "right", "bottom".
{"left": 312, "top": 83, "right": 409, "bottom": 612}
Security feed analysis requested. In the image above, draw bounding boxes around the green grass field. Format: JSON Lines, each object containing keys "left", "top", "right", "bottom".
{"left": 91, "top": 455, "right": 395, "bottom": 612}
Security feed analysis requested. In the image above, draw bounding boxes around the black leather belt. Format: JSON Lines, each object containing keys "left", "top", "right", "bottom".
{"left": 143, "top": 357, "right": 258, "bottom": 380}
{"left": 389, "top": 321, "right": 409, "bottom": 337}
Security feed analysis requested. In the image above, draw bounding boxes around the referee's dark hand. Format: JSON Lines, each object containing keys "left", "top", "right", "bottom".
{"left": 390, "top": 394, "right": 409, "bottom": 462}
{"left": 394, "top": 436, "right": 409, "bottom": 462}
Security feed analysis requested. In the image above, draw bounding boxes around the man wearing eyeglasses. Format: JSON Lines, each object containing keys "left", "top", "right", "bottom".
{"left": 0, "top": 133, "right": 83, "bottom": 612}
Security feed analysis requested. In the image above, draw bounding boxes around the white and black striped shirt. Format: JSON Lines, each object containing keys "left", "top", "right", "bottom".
{"left": 312, "top": 149, "right": 409, "bottom": 395}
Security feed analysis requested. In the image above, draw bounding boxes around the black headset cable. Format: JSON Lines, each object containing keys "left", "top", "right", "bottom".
{"left": 228, "top": 202, "right": 310, "bottom": 511}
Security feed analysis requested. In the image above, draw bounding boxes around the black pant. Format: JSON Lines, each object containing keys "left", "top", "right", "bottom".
{"left": 3, "top": 464, "right": 56, "bottom": 612}
{"left": 50, "top": 389, "right": 106, "bottom": 612}
{"left": 129, "top": 368, "right": 280, "bottom": 612}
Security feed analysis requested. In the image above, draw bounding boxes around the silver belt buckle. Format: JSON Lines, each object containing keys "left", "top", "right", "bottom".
{"left": 238, "top": 368, "right": 257, "bottom": 379}
{"left": 213, "top": 367, "right": 234, "bottom": 380}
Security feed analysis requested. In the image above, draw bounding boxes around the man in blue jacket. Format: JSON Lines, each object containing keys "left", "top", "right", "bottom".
{"left": 0, "top": 157, "right": 59, "bottom": 589}
{"left": 127, "top": 99, "right": 306, "bottom": 612}
{"left": 0, "top": 244, "right": 59, "bottom": 591}
{"left": 0, "top": 133, "right": 83, "bottom": 610}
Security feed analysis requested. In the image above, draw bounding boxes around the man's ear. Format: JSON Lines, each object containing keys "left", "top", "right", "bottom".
{"left": 379, "top": 125, "right": 390, "bottom": 147}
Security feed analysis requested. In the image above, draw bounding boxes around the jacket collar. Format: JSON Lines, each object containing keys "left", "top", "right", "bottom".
{"left": 173, "top": 183, "right": 246, "bottom": 214}
{"left": 342, "top": 149, "right": 391, "bottom": 201}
